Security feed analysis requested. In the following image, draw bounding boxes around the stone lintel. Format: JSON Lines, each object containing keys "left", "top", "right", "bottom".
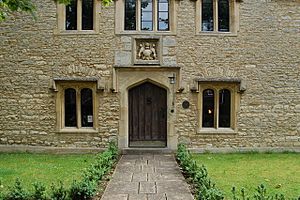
{"left": 113, "top": 66, "right": 180, "bottom": 70}
{"left": 193, "top": 77, "right": 246, "bottom": 93}
{"left": 194, "top": 77, "right": 242, "bottom": 83}
{"left": 135, "top": 61, "right": 160, "bottom": 65}
{"left": 51, "top": 77, "right": 104, "bottom": 92}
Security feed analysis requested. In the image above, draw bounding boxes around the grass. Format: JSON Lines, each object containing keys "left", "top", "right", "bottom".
{"left": 0, "top": 153, "right": 95, "bottom": 192}
{"left": 192, "top": 152, "right": 300, "bottom": 198}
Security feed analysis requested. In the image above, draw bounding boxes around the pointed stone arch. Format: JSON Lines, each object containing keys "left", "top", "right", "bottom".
{"left": 116, "top": 69, "right": 179, "bottom": 150}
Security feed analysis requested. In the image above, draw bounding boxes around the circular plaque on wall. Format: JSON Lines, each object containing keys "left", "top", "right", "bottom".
{"left": 182, "top": 100, "right": 190, "bottom": 109}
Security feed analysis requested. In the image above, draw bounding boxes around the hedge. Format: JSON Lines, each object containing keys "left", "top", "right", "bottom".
{"left": 176, "top": 144, "right": 298, "bottom": 200}
{"left": 0, "top": 142, "right": 118, "bottom": 200}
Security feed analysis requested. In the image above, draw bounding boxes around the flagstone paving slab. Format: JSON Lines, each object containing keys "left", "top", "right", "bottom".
{"left": 100, "top": 154, "right": 194, "bottom": 200}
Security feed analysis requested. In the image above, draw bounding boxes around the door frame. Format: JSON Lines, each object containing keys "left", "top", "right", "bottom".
{"left": 115, "top": 68, "right": 179, "bottom": 150}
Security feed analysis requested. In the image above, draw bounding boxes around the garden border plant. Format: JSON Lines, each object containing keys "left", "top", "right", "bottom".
{"left": 176, "top": 144, "right": 299, "bottom": 200}
{"left": 0, "top": 142, "right": 119, "bottom": 200}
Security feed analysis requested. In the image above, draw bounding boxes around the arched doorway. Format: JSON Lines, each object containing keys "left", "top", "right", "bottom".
{"left": 128, "top": 82, "right": 167, "bottom": 147}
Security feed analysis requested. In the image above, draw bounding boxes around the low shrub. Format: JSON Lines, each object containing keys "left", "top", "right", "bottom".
{"left": 70, "top": 142, "right": 118, "bottom": 200}
{"left": 1, "top": 142, "right": 119, "bottom": 200}
{"left": 69, "top": 179, "right": 97, "bottom": 200}
{"left": 31, "top": 182, "right": 47, "bottom": 200}
{"left": 50, "top": 181, "right": 68, "bottom": 200}
{"left": 176, "top": 144, "right": 224, "bottom": 200}
{"left": 4, "top": 179, "right": 30, "bottom": 200}
{"left": 0, "top": 180, "right": 4, "bottom": 200}
{"left": 176, "top": 144, "right": 297, "bottom": 200}
{"left": 231, "top": 184, "right": 289, "bottom": 200}
{"left": 69, "top": 142, "right": 118, "bottom": 200}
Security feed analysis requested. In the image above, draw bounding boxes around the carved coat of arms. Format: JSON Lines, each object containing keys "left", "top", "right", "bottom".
{"left": 138, "top": 42, "right": 157, "bottom": 60}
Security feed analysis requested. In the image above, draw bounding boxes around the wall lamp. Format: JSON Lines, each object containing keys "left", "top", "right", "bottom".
{"left": 168, "top": 73, "right": 176, "bottom": 84}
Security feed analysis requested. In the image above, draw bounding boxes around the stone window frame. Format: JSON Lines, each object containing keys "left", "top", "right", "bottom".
{"left": 197, "top": 82, "right": 240, "bottom": 134}
{"left": 115, "top": 0, "right": 178, "bottom": 35}
{"left": 55, "top": 81, "right": 98, "bottom": 133}
{"left": 55, "top": 0, "right": 101, "bottom": 34}
{"left": 195, "top": 0, "right": 240, "bottom": 35}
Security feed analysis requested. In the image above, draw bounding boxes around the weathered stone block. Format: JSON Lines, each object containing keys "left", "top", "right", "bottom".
{"left": 115, "top": 51, "right": 132, "bottom": 66}
{"left": 161, "top": 56, "right": 177, "bottom": 67}
{"left": 163, "top": 37, "right": 176, "bottom": 47}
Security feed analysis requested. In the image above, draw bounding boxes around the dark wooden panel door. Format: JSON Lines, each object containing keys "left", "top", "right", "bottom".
{"left": 129, "top": 82, "right": 167, "bottom": 147}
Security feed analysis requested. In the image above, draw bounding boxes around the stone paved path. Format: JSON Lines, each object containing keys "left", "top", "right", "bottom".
{"left": 101, "top": 154, "right": 194, "bottom": 200}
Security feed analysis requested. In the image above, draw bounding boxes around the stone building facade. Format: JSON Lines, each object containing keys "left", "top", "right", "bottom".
{"left": 0, "top": 0, "right": 299, "bottom": 152}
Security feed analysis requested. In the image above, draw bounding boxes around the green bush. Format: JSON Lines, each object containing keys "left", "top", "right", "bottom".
{"left": 254, "top": 184, "right": 286, "bottom": 200}
{"left": 176, "top": 144, "right": 224, "bottom": 200}
{"left": 177, "top": 144, "right": 298, "bottom": 200}
{"left": 50, "top": 181, "right": 68, "bottom": 200}
{"left": 0, "top": 179, "right": 4, "bottom": 200}
{"left": 32, "top": 182, "right": 48, "bottom": 200}
{"left": 231, "top": 184, "right": 289, "bottom": 200}
{"left": 4, "top": 179, "right": 30, "bottom": 200}
{"left": 68, "top": 142, "right": 118, "bottom": 200}
{"left": 83, "top": 165, "right": 106, "bottom": 182}
{"left": 69, "top": 179, "right": 97, "bottom": 200}
{"left": 1, "top": 142, "right": 119, "bottom": 200}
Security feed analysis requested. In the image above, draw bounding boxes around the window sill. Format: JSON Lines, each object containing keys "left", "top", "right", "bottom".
{"left": 116, "top": 31, "right": 177, "bottom": 36}
{"left": 196, "top": 32, "right": 238, "bottom": 37}
{"left": 53, "top": 29, "right": 99, "bottom": 36}
{"left": 57, "top": 128, "right": 98, "bottom": 134}
{"left": 197, "top": 128, "right": 237, "bottom": 135}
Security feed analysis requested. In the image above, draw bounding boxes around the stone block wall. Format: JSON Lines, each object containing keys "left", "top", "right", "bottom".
{"left": 0, "top": 0, "right": 120, "bottom": 149}
{"left": 174, "top": 0, "right": 300, "bottom": 150}
{"left": 0, "top": 0, "right": 299, "bottom": 151}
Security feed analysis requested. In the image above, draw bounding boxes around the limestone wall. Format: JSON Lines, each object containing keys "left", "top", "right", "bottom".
{"left": 0, "top": 0, "right": 299, "bottom": 151}
{"left": 175, "top": 0, "right": 300, "bottom": 150}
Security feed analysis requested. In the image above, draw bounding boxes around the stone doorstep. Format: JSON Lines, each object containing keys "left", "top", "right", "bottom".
{"left": 122, "top": 148, "right": 175, "bottom": 155}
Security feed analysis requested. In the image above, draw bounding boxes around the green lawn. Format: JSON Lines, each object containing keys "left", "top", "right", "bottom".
{"left": 192, "top": 153, "right": 300, "bottom": 198}
{"left": 0, "top": 153, "right": 95, "bottom": 192}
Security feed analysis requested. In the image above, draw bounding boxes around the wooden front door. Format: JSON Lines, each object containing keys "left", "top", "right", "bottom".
{"left": 129, "top": 82, "right": 167, "bottom": 147}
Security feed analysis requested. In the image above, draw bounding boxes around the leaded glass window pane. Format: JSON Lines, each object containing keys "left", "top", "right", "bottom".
{"left": 81, "top": 88, "right": 93, "bottom": 127}
{"left": 142, "top": 12, "right": 153, "bottom": 20}
{"left": 125, "top": 0, "right": 136, "bottom": 30}
{"left": 158, "top": 0, "right": 169, "bottom": 31}
{"left": 66, "top": 0, "right": 77, "bottom": 30}
{"left": 219, "top": 89, "right": 231, "bottom": 127}
{"left": 141, "top": 0, "right": 153, "bottom": 30}
{"left": 218, "top": 0, "right": 229, "bottom": 32}
{"left": 202, "top": 0, "right": 213, "bottom": 31}
{"left": 82, "top": 0, "right": 94, "bottom": 30}
{"left": 202, "top": 89, "right": 214, "bottom": 127}
{"left": 65, "top": 88, "right": 77, "bottom": 127}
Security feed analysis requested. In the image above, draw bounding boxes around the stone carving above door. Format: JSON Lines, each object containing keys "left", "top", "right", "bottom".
{"left": 138, "top": 42, "right": 157, "bottom": 60}
{"left": 135, "top": 39, "right": 160, "bottom": 65}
